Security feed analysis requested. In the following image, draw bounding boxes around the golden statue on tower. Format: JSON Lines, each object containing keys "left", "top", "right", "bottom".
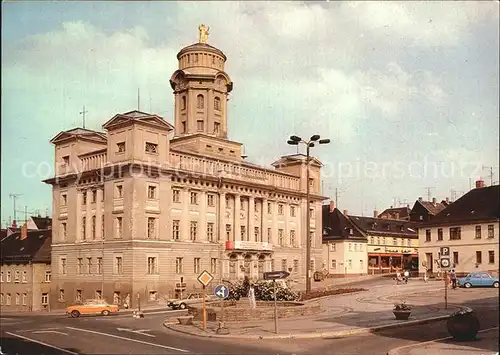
{"left": 198, "top": 24, "right": 209, "bottom": 44}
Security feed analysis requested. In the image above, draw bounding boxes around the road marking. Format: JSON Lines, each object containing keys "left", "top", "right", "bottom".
{"left": 66, "top": 326, "right": 188, "bottom": 352}
{"left": 5, "top": 332, "right": 79, "bottom": 355}
{"left": 33, "top": 330, "right": 68, "bottom": 336}
{"left": 17, "top": 327, "right": 62, "bottom": 333}
{"left": 116, "top": 327, "right": 155, "bottom": 337}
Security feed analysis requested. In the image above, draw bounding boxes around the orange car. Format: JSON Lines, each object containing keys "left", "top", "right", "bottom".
{"left": 66, "top": 299, "right": 119, "bottom": 318}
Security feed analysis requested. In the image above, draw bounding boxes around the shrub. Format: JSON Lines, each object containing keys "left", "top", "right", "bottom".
{"left": 298, "top": 288, "right": 366, "bottom": 301}
{"left": 224, "top": 279, "right": 299, "bottom": 301}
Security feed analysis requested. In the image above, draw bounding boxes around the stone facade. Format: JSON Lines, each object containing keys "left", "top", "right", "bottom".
{"left": 44, "top": 29, "right": 327, "bottom": 310}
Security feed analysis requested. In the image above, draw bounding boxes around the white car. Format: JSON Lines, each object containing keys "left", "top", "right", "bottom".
{"left": 167, "top": 292, "right": 217, "bottom": 309}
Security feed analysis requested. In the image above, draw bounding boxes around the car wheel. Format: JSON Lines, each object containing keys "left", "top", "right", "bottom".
{"left": 71, "top": 310, "right": 80, "bottom": 318}
{"left": 493, "top": 282, "right": 499, "bottom": 288}
{"left": 464, "top": 282, "right": 472, "bottom": 288}
{"left": 179, "top": 303, "right": 186, "bottom": 310}
{"left": 101, "top": 310, "right": 110, "bottom": 316}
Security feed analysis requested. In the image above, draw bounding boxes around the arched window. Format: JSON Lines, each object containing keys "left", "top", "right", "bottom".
{"left": 197, "top": 94, "right": 204, "bottom": 109}
{"left": 214, "top": 97, "right": 221, "bottom": 111}
{"left": 181, "top": 96, "right": 186, "bottom": 110}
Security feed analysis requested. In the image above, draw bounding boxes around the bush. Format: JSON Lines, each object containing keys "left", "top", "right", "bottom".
{"left": 298, "top": 288, "right": 366, "bottom": 301}
{"left": 224, "top": 279, "right": 299, "bottom": 301}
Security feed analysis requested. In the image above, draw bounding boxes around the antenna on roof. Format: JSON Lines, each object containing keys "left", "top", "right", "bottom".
{"left": 137, "top": 87, "right": 140, "bottom": 111}
{"left": 80, "top": 105, "right": 88, "bottom": 129}
{"left": 424, "top": 187, "right": 435, "bottom": 201}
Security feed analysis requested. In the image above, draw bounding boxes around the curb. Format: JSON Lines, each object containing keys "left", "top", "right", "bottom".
{"left": 163, "top": 308, "right": 469, "bottom": 340}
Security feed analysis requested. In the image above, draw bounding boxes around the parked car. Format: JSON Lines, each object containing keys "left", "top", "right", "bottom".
{"left": 167, "top": 292, "right": 217, "bottom": 309}
{"left": 66, "top": 299, "right": 119, "bottom": 318}
{"left": 457, "top": 272, "right": 499, "bottom": 288}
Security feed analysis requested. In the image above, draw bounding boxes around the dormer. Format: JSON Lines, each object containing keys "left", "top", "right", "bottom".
{"left": 102, "top": 110, "right": 174, "bottom": 165}
{"left": 271, "top": 154, "right": 323, "bottom": 193}
{"left": 50, "top": 128, "right": 107, "bottom": 176}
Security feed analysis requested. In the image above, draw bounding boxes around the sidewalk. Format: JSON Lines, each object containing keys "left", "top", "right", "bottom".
{"left": 0, "top": 304, "right": 174, "bottom": 317}
{"left": 164, "top": 284, "right": 461, "bottom": 339}
{"left": 387, "top": 327, "right": 499, "bottom": 355}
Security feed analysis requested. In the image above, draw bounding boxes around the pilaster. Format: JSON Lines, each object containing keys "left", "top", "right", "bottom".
{"left": 181, "top": 188, "right": 190, "bottom": 241}
{"left": 234, "top": 194, "right": 241, "bottom": 241}
{"left": 96, "top": 188, "right": 103, "bottom": 240}
{"left": 248, "top": 196, "right": 255, "bottom": 242}
{"left": 199, "top": 190, "right": 207, "bottom": 242}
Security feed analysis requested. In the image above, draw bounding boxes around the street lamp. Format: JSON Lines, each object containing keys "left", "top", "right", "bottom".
{"left": 287, "top": 134, "right": 330, "bottom": 294}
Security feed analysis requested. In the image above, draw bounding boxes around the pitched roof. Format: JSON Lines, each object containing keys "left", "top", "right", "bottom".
{"left": 0, "top": 229, "right": 51, "bottom": 264}
{"left": 271, "top": 154, "right": 323, "bottom": 169}
{"left": 419, "top": 200, "right": 447, "bottom": 215}
{"left": 50, "top": 127, "right": 107, "bottom": 145}
{"left": 422, "top": 185, "right": 500, "bottom": 225}
{"left": 347, "top": 215, "right": 419, "bottom": 238}
{"left": 378, "top": 207, "right": 411, "bottom": 220}
{"left": 322, "top": 206, "right": 366, "bottom": 241}
{"left": 102, "top": 110, "right": 174, "bottom": 131}
{"left": 31, "top": 216, "right": 52, "bottom": 230}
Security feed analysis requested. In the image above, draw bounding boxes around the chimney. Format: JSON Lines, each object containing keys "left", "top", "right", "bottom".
{"left": 373, "top": 210, "right": 378, "bottom": 218}
{"left": 432, "top": 197, "right": 436, "bottom": 204}
{"left": 343, "top": 209, "right": 348, "bottom": 215}
{"left": 20, "top": 223, "right": 28, "bottom": 240}
{"left": 418, "top": 197, "right": 423, "bottom": 201}
{"left": 475, "top": 179, "right": 485, "bottom": 188}
{"left": 329, "top": 200, "right": 335, "bottom": 213}
{"left": 12, "top": 220, "right": 17, "bottom": 228}
{"left": 445, "top": 197, "right": 449, "bottom": 204}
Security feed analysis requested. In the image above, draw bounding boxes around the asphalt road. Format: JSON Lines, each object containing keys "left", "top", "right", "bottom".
{"left": 1, "top": 281, "right": 498, "bottom": 355}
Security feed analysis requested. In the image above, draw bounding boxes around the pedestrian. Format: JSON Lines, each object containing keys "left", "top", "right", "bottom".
{"left": 450, "top": 269, "right": 457, "bottom": 289}
{"left": 404, "top": 269, "right": 410, "bottom": 284}
{"left": 395, "top": 270, "right": 402, "bottom": 285}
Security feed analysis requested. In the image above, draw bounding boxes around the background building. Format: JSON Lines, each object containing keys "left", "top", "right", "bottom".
{"left": 418, "top": 182, "right": 499, "bottom": 277}
{"left": 43, "top": 27, "right": 326, "bottom": 309}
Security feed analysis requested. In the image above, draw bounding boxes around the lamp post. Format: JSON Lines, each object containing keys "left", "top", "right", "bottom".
{"left": 287, "top": 135, "right": 330, "bottom": 294}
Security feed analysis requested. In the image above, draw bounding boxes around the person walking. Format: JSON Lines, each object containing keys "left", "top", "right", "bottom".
{"left": 404, "top": 269, "right": 410, "bottom": 284}
{"left": 450, "top": 269, "right": 457, "bottom": 289}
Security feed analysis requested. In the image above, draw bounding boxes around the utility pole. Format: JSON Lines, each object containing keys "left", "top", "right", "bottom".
{"left": 424, "top": 187, "right": 435, "bottom": 201}
{"left": 335, "top": 188, "right": 339, "bottom": 207}
{"left": 9, "top": 193, "right": 22, "bottom": 223}
{"left": 482, "top": 166, "right": 495, "bottom": 186}
{"left": 80, "top": 106, "right": 88, "bottom": 129}
{"left": 137, "top": 88, "right": 140, "bottom": 111}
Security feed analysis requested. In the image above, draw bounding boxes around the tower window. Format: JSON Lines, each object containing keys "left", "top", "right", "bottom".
{"left": 214, "top": 97, "right": 221, "bottom": 111}
{"left": 197, "top": 94, "right": 204, "bottom": 109}
{"left": 181, "top": 96, "right": 186, "bottom": 110}
{"left": 214, "top": 122, "right": 220, "bottom": 135}
{"left": 181, "top": 121, "right": 187, "bottom": 133}
{"left": 197, "top": 120, "right": 204, "bottom": 131}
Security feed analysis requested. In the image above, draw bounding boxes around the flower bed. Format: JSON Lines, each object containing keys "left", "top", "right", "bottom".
{"left": 298, "top": 288, "right": 367, "bottom": 301}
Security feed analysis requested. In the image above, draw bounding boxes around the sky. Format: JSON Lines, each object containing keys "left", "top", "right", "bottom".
{"left": 1, "top": 1, "right": 499, "bottom": 224}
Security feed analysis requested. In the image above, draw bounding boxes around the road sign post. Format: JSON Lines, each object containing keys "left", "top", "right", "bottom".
{"left": 214, "top": 284, "right": 230, "bottom": 335}
{"left": 263, "top": 271, "right": 290, "bottom": 334}
{"left": 440, "top": 247, "right": 451, "bottom": 310}
{"left": 197, "top": 270, "right": 214, "bottom": 331}
{"left": 273, "top": 280, "right": 278, "bottom": 334}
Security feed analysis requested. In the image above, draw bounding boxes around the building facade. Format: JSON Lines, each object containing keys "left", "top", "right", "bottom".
{"left": 0, "top": 227, "right": 52, "bottom": 312}
{"left": 43, "top": 28, "right": 326, "bottom": 309}
{"left": 418, "top": 183, "right": 499, "bottom": 277}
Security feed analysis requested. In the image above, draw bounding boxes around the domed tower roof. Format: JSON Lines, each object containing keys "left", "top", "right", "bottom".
{"left": 177, "top": 42, "right": 226, "bottom": 61}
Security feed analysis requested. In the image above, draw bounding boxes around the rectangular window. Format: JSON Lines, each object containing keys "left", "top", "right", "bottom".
{"left": 172, "top": 189, "right": 181, "bottom": 202}
{"left": 207, "top": 222, "right": 214, "bottom": 242}
{"left": 225, "top": 224, "right": 232, "bottom": 241}
{"left": 181, "top": 121, "right": 187, "bottom": 133}
{"left": 145, "top": 142, "right": 158, "bottom": 154}
{"left": 116, "top": 184, "right": 123, "bottom": 198}
{"left": 207, "top": 194, "right": 215, "bottom": 206}
{"left": 213, "top": 122, "right": 220, "bottom": 134}
{"left": 331, "top": 259, "right": 337, "bottom": 269}
{"left": 60, "top": 258, "right": 67, "bottom": 275}
{"left": 267, "top": 228, "right": 272, "bottom": 243}
{"left": 190, "top": 221, "right": 198, "bottom": 241}
{"left": 22, "top": 271, "right": 27, "bottom": 283}
{"left": 348, "top": 243, "right": 352, "bottom": 251}
{"left": 114, "top": 216, "right": 123, "bottom": 239}
{"left": 149, "top": 291, "right": 158, "bottom": 301}
{"left": 1, "top": 272, "right": 3, "bottom": 283}
{"left": 147, "top": 217, "right": 156, "bottom": 239}
{"left": 91, "top": 216, "right": 96, "bottom": 240}
{"left": 488, "top": 225, "right": 494, "bottom": 238}
{"left": 117, "top": 142, "right": 125, "bottom": 153}
{"left": 86, "top": 257, "right": 92, "bottom": 274}
{"left": 475, "top": 225, "right": 481, "bottom": 239}
{"left": 6, "top": 293, "right": 11, "bottom": 305}
{"left": 81, "top": 217, "right": 86, "bottom": 240}
{"left": 172, "top": 220, "right": 180, "bottom": 240}
{"left": 278, "top": 204, "right": 284, "bottom": 215}
{"left": 450, "top": 227, "right": 461, "bottom": 240}
{"left": 290, "top": 230, "right": 296, "bottom": 246}
{"left": 61, "top": 193, "right": 67, "bottom": 206}
{"left": 59, "top": 289, "right": 65, "bottom": 301}
{"left": 101, "top": 215, "right": 105, "bottom": 238}
{"left": 476, "top": 251, "right": 482, "bottom": 264}
{"left": 425, "top": 229, "right": 431, "bottom": 242}
{"left": 77, "top": 258, "right": 83, "bottom": 274}
{"left": 97, "top": 257, "right": 102, "bottom": 274}
{"left": 61, "top": 222, "right": 67, "bottom": 240}
{"left": 254, "top": 227, "right": 260, "bottom": 241}
{"left": 148, "top": 186, "right": 156, "bottom": 199}
{"left": 76, "top": 290, "right": 82, "bottom": 302}
{"left": 22, "top": 293, "right": 27, "bottom": 306}
{"left": 147, "top": 257, "right": 157, "bottom": 274}
{"left": 290, "top": 206, "right": 296, "bottom": 217}
{"left": 95, "top": 290, "right": 102, "bottom": 300}
{"left": 225, "top": 195, "right": 230, "bottom": 208}
{"left": 45, "top": 270, "right": 51, "bottom": 282}
{"left": 92, "top": 189, "right": 97, "bottom": 203}
{"left": 240, "top": 226, "right": 246, "bottom": 241}
{"left": 41, "top": 293, "right": 48, "bottom": 305}
{"left": 281, "top": 259, "right": 287, "bottom": 271}
{"left": 211, "top": 258, "right": 217, "bottom": 274}
{"left": 240, "top": 199, "right": 245, "bottom": 211}
{"left": 278, "top": 229, "right": 284, "bottom": 245}
{"left": 437, "top": 228, "right": 443, "bottom": 241}
{"left": 190, "top": 192, "right": 198, "bottom": 205}
{"left": 14, "top": 271, "right": 19, "bottom": 283}
{"left": 489, "top": 250, "right": 495, "bottom": 264}
{"left": 267, "top": 202, "right": 272, "bottom": 214}
{"left": 293, "top": 260, "right": 299, "bottom": 273}
{"left": 393, "top": 238, "right": 397, "bottom": 246}
{"left": 194, "top": 258, "right": 201, "bottom": 274}
{"left": 176, "top": 257, "right": 183, "bottom": 274}
{"left": 15, "top": 293, "right": 20, "bottom": 305}
{"left": 197, "top": 120, "right": 204, "bottom": 131}
{"left": 310, "top": 208, "right": 315, "bottom": 218}
{"left": 62, "top": 155, "right": 69, "bottom": 165}
{"left": 453, "top": 251, "right": 459, "bottom": 265}
{"left": 115, "top": 256, "right": 123, "bottom": 274}
{"left": 82, "top": 191, "right": 87, "bottom": 205}
{"left": 348, "top": 260, "right": 352, "bottom": 269}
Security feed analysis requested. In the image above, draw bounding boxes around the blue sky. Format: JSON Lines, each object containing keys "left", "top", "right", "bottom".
{"left": 1, "top": 1, "right": 499, "bottom": 224}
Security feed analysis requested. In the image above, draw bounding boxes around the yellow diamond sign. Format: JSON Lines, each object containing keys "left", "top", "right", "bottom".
{"left": 197, "top": 270, "right": 214, "bottom": 287}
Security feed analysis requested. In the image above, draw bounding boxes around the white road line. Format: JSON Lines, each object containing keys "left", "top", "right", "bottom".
{"left": 17, "top": 327, "right": 62, "bottom": 333}
{"left": 65, "top": 326, "right": 189, "bottom": 353}
{"left": 5, "top": 332, "right": 79, "bottom": 355}
{"left": 33, "top": 330, "right": 68, "bottom": 336}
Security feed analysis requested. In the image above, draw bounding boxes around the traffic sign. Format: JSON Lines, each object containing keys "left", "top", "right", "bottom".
{"left": 214, "top": 284, "right": 229, "bottom": 299}
{"left": 440, "top": 247, "right": 450, "bottom": 257}
{"left": 197, "top": 270, "right": 214, "bottom": 287}
{"left": 263, "top": 270, "right": 290, "bottom": 280}
{"left": 440, "top": 258, "right": 450, "bottom": 269}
